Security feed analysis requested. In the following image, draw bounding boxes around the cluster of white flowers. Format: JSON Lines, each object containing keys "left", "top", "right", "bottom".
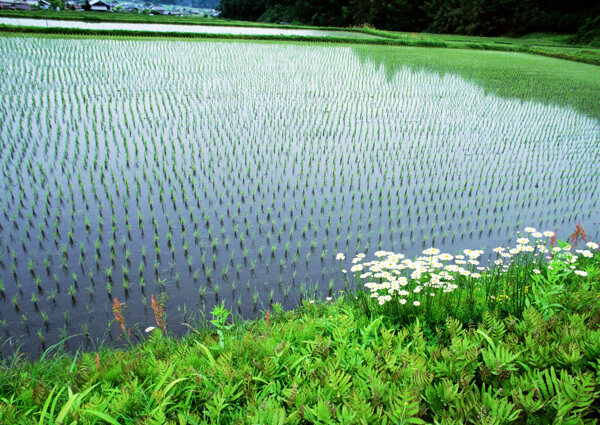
{"left": 337, "top": 247, "right": 485, "bottom": 306}
{"left": 491, "top": 227, "right": 562, "bottom": 272}
{"left": 336, "top": 227, "right": 598, "bottom": 307}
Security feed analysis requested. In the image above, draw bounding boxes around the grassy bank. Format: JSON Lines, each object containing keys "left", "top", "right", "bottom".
{"left": 1, "top": 10, "right": 599, "bottom": 65}
{"left": 351, "top": 44, "right": 600, "bottom": 121}
{"left": 1, "top": 24, "right": 599, "bottom": 66}
{"left": 0, "top": 9, "right": 368, "bottom": 32}
{"left": 1, "top": 229, "right": 599, "bottom": 423}
{"left": 0, "top": 24, "right": 446, "bottom": 47}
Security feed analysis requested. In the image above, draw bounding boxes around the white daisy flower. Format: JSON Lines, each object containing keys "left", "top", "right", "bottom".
{"left": 423, "top": 248, "right": 440, "bottom": 256}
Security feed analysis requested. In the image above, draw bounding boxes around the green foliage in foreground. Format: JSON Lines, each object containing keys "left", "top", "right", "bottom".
{"left": 1, "top": 249, "right": 600, "bottom": 424}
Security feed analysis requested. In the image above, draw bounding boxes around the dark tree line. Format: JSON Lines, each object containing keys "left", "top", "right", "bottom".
{"left": 218, "top": 0, "right": 599, "bottom": 36}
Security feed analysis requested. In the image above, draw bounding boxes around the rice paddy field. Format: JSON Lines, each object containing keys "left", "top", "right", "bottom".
{"left": 0, "top": 35, "right": 599, "bottom": 357}
{"left": 0, "top": 17, "right": 382, "bottom": 39}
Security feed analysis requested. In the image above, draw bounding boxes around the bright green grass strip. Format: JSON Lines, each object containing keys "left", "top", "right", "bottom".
{"left": 352, "top": 44, "right": 600, "bottom": 120}
{"left": 0, "top": 9, "right": 363, "bottom": 32}
{"left": 1, "top": 19, "right": 599, "bottom": 67}
{"left": 0, "top": 10, "right": 596, "bottom": 49}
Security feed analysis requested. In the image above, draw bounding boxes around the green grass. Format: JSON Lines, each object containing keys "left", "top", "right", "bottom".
{"left": 0, "top": 9, "right": 363, "bottom": 31}
{"left": 0, "top": 24, "right": 438, "bottom": 45}
{"left": 359, "top": 28, "right": 582, "bottom": 48}
{"left": 352, "top": 44, "right": 600, "bottom": 120}
{"left": 357, "top": 27, "right": 600, "bottom": 66}
{"left": 1, "top": 9, "right": 599, "bottom": 66}
{"left": 1, "top": 237, "right": 599, "bottom": 423}
{"left": 0, "top": 9, "right": 261, "bottom": 27}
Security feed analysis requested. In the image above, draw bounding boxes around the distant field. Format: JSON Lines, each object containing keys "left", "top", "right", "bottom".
{"left": 0, "top": 36, "right": 598, "bottom": 356}
{"left": 0, "top": 17, "right": 382, "bottom": 39}
{"left": 0, "top": 9, "right": 351, "bottom": 29}
{"left": 1, "top": 9, "right": 599, "bottom": 65}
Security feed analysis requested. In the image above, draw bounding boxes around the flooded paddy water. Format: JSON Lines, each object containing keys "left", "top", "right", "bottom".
{"left": 0, "top": 37, "right": 598, "bottom": 356}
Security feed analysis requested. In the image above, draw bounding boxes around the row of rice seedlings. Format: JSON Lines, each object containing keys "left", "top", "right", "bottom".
{"left": 0, "top": 37, "right": 598, "bottom": 353}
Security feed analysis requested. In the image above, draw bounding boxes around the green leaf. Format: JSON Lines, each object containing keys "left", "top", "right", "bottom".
{"left": 83, "top": 409, "right": 122, "bottom": 425}
{"left": 476, "top": 329, "right": 496, "bottom": 351}
{"left": 316, "top": 399, "right": 332, "bottom": 423}
{"left": 56, "top": 384, "right": 98, "bottom": 424}
{"left": 38, "top": 385, "right": 57, "bottom": 425}
{"left": 55, "top": 388, "right": 78, "bottom": 424}
{"left": 154, "top": 363, "right": 176, "bottom": 393}
{"left": 176, "top": 411, "right": 200, "bottom": 425}
{"left": 162, "top": 377, "right": 188, "bottom": 397}
{"left": 195, "top": 341, "right": 216, "bottom": 368}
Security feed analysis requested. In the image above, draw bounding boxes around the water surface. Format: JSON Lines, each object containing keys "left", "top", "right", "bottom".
{"left": 0, "top": 37, "right": 598, "bottom": 357}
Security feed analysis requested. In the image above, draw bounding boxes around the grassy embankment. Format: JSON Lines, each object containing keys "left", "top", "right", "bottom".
{"left": 0, "top": 9, "right": 599, "bottom": 65}
{"left": 351, "top": 43, "right": 600, "bottom": 121}
{"left": 1, "top": 228, "right": 599, "bottom": 423}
